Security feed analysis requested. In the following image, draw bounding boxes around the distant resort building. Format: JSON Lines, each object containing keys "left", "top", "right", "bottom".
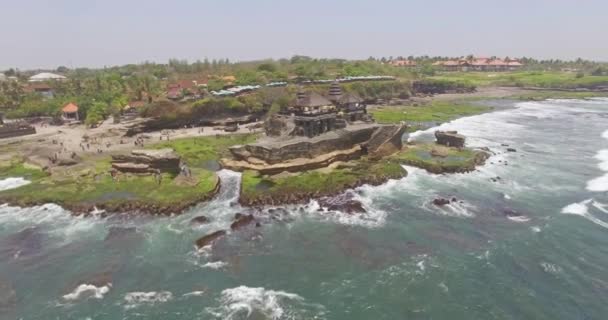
{"left": 28, "top": 72, "right": 66, "bottom": 82}
{"left": 25, "top": 82, "right": 55, "bottom": 98}
{"left": 166, "top": 79, "right": 207, "bottom": 100}
{"left": 61, "top": 103, "right": 79, "bottom": 121}
{"left": 388, "top": 60, "right": 417, "bottom": 68}
{"left": 433, "top": 57, "right": 524, "bottom": 72}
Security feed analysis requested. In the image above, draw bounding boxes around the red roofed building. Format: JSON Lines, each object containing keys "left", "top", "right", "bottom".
{"left": 62, "top": 103, "right": 79, "bottom": 121}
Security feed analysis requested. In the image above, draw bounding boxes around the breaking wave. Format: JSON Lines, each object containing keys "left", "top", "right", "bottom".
{"left": 206, "top": 286, "right": 326, "bottom": 320}
{"left": 62, "top": 283, "right": 112, "bottom": 301}
{"left": 561, "top": 199, "right": 608, "bottom": 229}
{"left": 123, "top": 291, "right": 174, "bottom": 309}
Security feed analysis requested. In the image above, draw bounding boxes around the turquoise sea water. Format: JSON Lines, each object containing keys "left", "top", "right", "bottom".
{"left": 1, "top": 98, "right": 607, "bottom": 320}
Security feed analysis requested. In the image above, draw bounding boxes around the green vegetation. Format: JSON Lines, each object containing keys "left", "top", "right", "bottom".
{"left": 507, "top": 90, "right": 608, "bottom": 101}
{"left": 370, "top": 101, "right": 492, "bottom": 124}
{"left": 151, "top": 134, "right": 257, "bottom": 166}
{"left": 241, "top": 158, "right": 406, "bottom": 202}
{"left": 0, "top": 158, "right": 218, "bottom": 213}
{"left": 431, "top": 71, "right": 608, "bottom": 89}
{"left": 390, "top": 144, "right": 488, "bottom": 174}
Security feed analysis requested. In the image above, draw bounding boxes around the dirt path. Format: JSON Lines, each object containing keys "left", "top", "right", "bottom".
{"left": 0, "top": 116, "right": 263, "bottom": 167}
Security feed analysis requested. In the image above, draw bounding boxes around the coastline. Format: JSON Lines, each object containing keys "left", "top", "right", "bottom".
{"left": 1, "top": 87, "right": 605, "bottom": 215}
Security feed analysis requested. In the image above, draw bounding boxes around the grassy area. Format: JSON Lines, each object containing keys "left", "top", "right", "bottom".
{"left": 241, "top": 158, "right": 406, "bottom": 203}
{"left": 151, "top": 134, "right": 258, "bottom": 166}
{"left": 391, "top": 144, "right": 488, "bottom": 174}
{"left": 0, "top": 160, "right": 218, "bottom": 213}
{"left": 371, "top": 101, "right": 491, "bottom": 125}
{"left": 430, "top": 71, "right": 608, "bottom": 89}
{"left": 506, "top": 90, "right": 608, "bottom": 101}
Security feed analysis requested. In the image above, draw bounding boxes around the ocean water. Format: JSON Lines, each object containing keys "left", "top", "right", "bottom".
{"left": 1, "top": 98, "right": 608, "bottom": 320}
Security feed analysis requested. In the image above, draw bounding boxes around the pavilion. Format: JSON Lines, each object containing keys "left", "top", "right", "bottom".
{"left": 62, "top": 103, "right": 79, "bottom": 121}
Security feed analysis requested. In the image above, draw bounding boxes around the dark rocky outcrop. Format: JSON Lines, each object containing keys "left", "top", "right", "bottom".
{"left": 435, "top": 131, "right": 465, "bottom": 148}
{"left": 0, "top": 122, "right": 36, "bottom": 139}
{"left": 230, "top": 214, "right": 256, "bottom": 230}
{"left": 224, "top": 123, "right": 405, "bottom": 174}
{"left": 319, "top": 193, "right": 367, "bottom": 214}
{"left": 190, "top": 216, "right": 210, "bottom": 225}
{"left": 503, "top": 208, "right": 523, "bottom": 218}
{"left": 111, "top": 148, "right": 180, "bottom": 174}
{"left": 230, "top": 125, "right": 379, "bottom": 164}
{"left": 433, "top": 198, "right": 451, "bottom": 206}
{"left": 412, "top": 79, "right": 476, "bottom": 95}
{"left": 506, "top": 148, "right": 517, "bottom": 152}
{"left": 195, "top": 230, "right": 227, "bottom": 248}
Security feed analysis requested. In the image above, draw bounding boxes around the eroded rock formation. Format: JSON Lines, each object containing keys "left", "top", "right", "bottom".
{"left": 435, "top": 131, "right": 465, "bottom": 148}
{"left": 111, "top": 148, "right": 180, "bottom": 174}
{"left": 223, "top": 123, "right": 406, "bottom": 173}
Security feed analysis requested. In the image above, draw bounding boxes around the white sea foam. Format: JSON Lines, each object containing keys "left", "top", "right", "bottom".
{"left": 183, "top": 291, "right": 206, "bottom": 297}
{"left": 602, "top": 129, "right": 608, "bottom": 140}
{"left": 0, "top": 203, "right": 103, "bottom": 241}
{"left": 586, "top": 174, "right": 608, "bottom": 192}
{"left": 438, "top": 282, "right": 449, "bottom": 293}
{"left": 0, "top": 177, "right": 30, "bottom": 191}
{"left": 507, "top": 215, "right": 531, "bottom": 223}
{"left": 123, "top": 291, "right": 173, "bottom": 309}
{"left": 531, "top": 226, "right": 542, "bottom": 233}
{"left": 63, "top": 283, "right": 112, "bottom": 301}
{"left": 561, "top": 199, "right": 608, "bottom": 229}
{"left": 592, "top": 201, "right": 608, "bottom": 214}
{"left": 540, "top": 262, "right": 562, "bottom": 274}
{"left": 201, "top": 261, "right": 228, "bottom": 269}
{"left": 562, "top": 199, "right": 592, "bottom": 215}
{"left": 206, "top": 286, "right": 325, "bottom": 320}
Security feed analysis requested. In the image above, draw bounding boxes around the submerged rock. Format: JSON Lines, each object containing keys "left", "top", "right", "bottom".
{"left": 507, "top": 148, "right": 517, "bottom": 152}
{"left": 195, "top": 230, "right": 227, "bottom": 249}
{"left": 104, "top": 227, "right": 138, "bottom": 242}
{"left": 0, "top": 280, "right": 16, "bottom": 312}
{"left": 503, "top": 208, "right": 523, "bottom": 217}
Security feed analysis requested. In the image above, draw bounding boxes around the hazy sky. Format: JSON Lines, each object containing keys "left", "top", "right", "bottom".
{"left": 1, "top": 0, "right": 607, "bottom": 69}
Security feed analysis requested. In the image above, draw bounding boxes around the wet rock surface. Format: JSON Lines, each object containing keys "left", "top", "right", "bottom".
{"left": 190, "top": 215, "right": 210, "bottom": 225}
{"left": 435, "top": 130, "right": 465, "bottom": 148}
{"left": 319, "top": 194, "right": 366, "bottom": 214}
{"left": 195, "top": 230, "right": 227, "bottom": 248}
{"left": 230, "top": 214, "right": 256, "bottom": 230}
{"left": 432, "top": 198, "right": 451, "bottom": 206}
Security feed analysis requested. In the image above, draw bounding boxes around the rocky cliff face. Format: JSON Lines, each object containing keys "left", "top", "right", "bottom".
{"left": 224, "top": 123, "right": 406, "bottom": 173}
{"left": 230, "top": 125, "right": 378, "bottom": 164}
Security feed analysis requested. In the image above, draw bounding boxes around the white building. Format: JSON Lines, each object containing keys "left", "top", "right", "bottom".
{"left": 28, "top": 72, "right": 67, "bottom": 82}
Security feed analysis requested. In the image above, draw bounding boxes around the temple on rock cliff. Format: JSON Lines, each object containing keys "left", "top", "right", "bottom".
{"left": 279, "top": 82, "right": 371, "bottom": 138}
